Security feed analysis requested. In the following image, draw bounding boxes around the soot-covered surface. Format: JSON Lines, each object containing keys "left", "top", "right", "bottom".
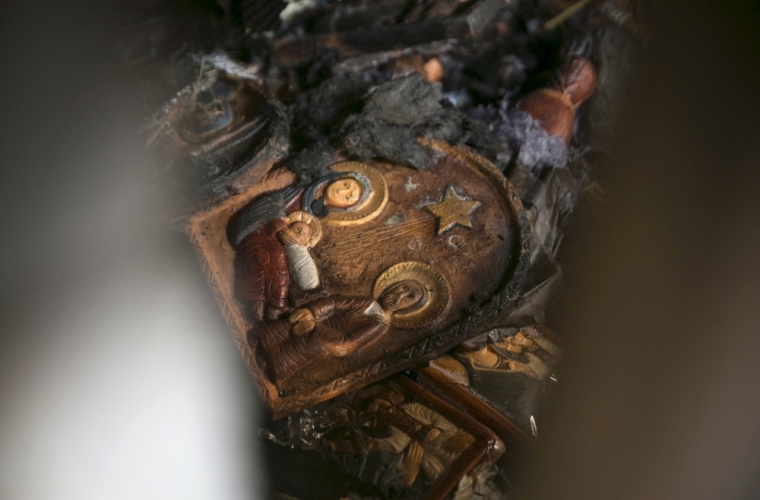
{"left": 122, "top": 0, "right": 646, "bottom": 498}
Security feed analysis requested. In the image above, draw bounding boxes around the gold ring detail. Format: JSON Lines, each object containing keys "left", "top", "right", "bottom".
{"left": 283, "top": 210, "right": 323, "bottom": 248}
{"left": 373, "top": 261, "right": 450, "bottom": 330}
{"left": 323, "top": 162, "right": 389, "bottom": 226}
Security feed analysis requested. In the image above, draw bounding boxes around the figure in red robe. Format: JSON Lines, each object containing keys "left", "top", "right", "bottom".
{"left": 229, "top": 171, "right": 370, "bottom": 322}
{"left": 235, "top": 218, "right": 290, "bottom": 320}
{"left": 229, "top": 187, "right": 301, "bottom": 321}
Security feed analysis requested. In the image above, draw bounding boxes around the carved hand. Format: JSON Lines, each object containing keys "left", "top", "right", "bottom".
{"left": 401, "top": 440, "right": 424, "bottom": 485}
{"left": 422, "top": 427, "right": 441, "bottom": 443}
{"left": 289, "top": 308, "right": 314, "bottom": 323}
{"left": 277, "top": 228, "right": 298, "bottom": 246}
{"left": 440, "top": 430, "right": 474, "bottom": 454}
{"left": 324, "top": 341, "right": 352, "bottom": 357}
{"left": 292, "top": 320, "right": 316, "bottom": 336}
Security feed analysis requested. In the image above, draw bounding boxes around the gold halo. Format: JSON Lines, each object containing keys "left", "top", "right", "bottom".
{"left": 323, "top": 162, "right": 389, "bottom": 225}
{"left": 283, "top": 211, "right": 323, "bottom": 248}
{"left": 373, "top": 262, "right": 450, "bottom": 330}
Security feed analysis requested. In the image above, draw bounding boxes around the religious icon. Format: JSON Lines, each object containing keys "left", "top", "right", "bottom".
{"left": 299, "top": 163, "right": 387, "bottom": 223}
{"left": 458, "top": 325, "right": 563, "bottom": 383}
{"left": 145, "top": 60, "right": 289, "bottom": 216}
{"left": 185, "top": 140, "right": 530, "bottom": 418}
{"left": 345, "top": 384, "right": 477, "bottom": 489}
{"left": 420, "top": 323, "right": 563, "bottom": 441}
{"left": 252, "top": 261, "right": 449, "bottom": 389}
{"left": 263, "top": 375, "right": 504, "bottom": 500}
{"left": 232, "top": 208, "right": 323, "bottom": 321}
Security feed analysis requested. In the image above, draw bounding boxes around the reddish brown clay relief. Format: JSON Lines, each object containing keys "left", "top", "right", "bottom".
{"left": 189, "top": 141, "right": 528, "bottom": 417}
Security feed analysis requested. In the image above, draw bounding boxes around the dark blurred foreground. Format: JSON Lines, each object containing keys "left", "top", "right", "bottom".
{"left": 521, "top": 2, "right": 760, "bottom": 498}
{"left": 1, "top": 1, "right": 760, "bottom": 499}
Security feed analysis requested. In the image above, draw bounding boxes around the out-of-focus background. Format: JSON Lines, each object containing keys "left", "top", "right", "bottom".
{"left": 0, "top": 2, "right": 267, "bottom": 498}
{"left": 1, "top": 1, "right": 759, "bottom": 499}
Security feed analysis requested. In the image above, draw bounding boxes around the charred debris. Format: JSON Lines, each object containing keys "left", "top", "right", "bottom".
{"left": 123, "top": 0, "right": 645, "bottom": 498}
{"left": 129, "top": 0, "right": 644, "bottom": 327}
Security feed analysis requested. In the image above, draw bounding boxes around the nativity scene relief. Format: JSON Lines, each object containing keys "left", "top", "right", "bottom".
{"left": 136, "top": 0, "right": 643, "bottom": 493}
{"left": 218, "top": 142, "right": 527, "bottom": 409}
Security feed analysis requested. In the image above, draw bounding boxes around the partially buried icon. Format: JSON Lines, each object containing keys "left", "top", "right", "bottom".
{"left": 186, "top": 141, "right": 528, "bottom": 418}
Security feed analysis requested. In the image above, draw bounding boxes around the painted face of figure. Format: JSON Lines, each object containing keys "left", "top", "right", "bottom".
{"left": 288, "top": 221, "right": 312, "bottom": 246}
{"left": 380, "top": 280, "right": 425, "bottom": 313}
{"left": 277, "top": 221, "right": 312, "bottom": 247}
{"left": 324, "top": 177, "right": 362, "bottom": 208}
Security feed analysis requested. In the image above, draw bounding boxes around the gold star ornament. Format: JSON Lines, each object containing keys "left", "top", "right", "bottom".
{"left": 425, "top": 187, "right": 482, "bottom": 235}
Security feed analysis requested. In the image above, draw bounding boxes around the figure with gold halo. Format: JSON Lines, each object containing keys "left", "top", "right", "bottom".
{"left": 300, "top": 171, "right": 368, "bottom": 217}
{"left": 253, "top": 279, "right": 426, "bottom": 387}
{"left": 230, "top": 203, "right": 322, "bottom": 321}
{"left": 251, "top": 261, "right": 448, "bottom": 388}
{"left": 229, "top": 162, "right": 388, "bottom": 321}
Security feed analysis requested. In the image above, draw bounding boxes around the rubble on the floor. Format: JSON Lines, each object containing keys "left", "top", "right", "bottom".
{"left": 124, "top": 0, "right": 646, "bottom": 497}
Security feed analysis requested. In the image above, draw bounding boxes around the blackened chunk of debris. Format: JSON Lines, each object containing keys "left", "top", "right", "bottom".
{"left": 167, "top": 155, "right": 234, "bottom": 193}
{"left": 291, "top": 74, "right": 371, "bottom": 148}
{"left": 359, "top": 73, "right": 444, "bottom": 126}
{"left": 287, "top": 139, "right": 336, "bottom": 185}
{"left": 343, "top": 120, "right": 431, "bottom": 170}
{"left": 340, "top": 73, "right": 493, "bottom": 169}
{"left": 497, "top": 105, "right": 568, "bottom": 172}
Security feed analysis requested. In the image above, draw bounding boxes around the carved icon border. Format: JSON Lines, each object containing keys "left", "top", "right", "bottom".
{"left": 185, "top": 141, "right": 531, "bottom": 419}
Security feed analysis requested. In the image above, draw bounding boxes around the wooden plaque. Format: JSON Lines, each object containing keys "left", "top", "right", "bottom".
{"left": 264, "top": 374, "right": 505, "bottom": 500}
{"left": 185, "top": 140, "right": 530, "bottom": 418}
{"left": 420, "top": 323, "right": 563, "bottom": 442}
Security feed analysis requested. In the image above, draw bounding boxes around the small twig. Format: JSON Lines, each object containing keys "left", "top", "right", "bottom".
{"left": 145, "top": 107, "right": 180, "bottom": 148}
{"left": 543, "top": 0, "right": 593, "bottom": 31}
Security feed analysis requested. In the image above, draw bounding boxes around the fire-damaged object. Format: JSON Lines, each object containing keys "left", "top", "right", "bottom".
{"left": 185, "top": 139, "right": 530, "bottom": 419}
{"left": 499, "top": 57, "right": 597, "bottom": 172}
{"left": 274, "top": 0, "right": 513, "bottom": 67}
{"left": 263, "top": 375, "right": 505, "bottom": 500}
{"left": 422, "top": 323, "right": 563, "bottom": 440}
{"left": 144, "top": 58, "right": 289, "bottom": 216}
{"left": 128, "top": 0, "right": 646, "bottom": 495}
{"left": 518, "top": 58, "right": 596, "bottom": 146}
{"left": 148, "top": 0, "right": 611, "bottom": 421}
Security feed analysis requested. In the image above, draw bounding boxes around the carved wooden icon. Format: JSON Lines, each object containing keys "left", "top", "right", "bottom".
{"left": 185, "top": 140, "right": 530, "bottom": 418}
{"left": 265, "top": 375, "right": 504, "bottom": 500}
{"left": 146, "top": 68, "right": 289, "bottom": 215}
{"left": 420, "top": 323, "right": 563, "bottom": 442}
